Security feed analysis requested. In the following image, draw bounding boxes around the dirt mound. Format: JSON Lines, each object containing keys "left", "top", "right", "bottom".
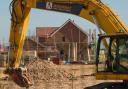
{"left": 27, "top": 59, "right": 72, "bottom": 84}
{"left": 0, "top": 59, "right": 73, "bottom": 89}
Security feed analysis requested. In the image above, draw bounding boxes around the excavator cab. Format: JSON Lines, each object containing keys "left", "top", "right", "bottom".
{"left": 96, "top": 33, "right": 128, "bottom": 80}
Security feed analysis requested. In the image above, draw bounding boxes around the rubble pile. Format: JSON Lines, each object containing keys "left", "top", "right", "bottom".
{"left": 26, "top": 59, "right": 72, "bottom": 84}
{"left": 0, "top": 59, "right": 73, "bottom": 89}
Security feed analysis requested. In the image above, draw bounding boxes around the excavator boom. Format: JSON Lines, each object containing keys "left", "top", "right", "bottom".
{"left": 9, "top": 0, "right": 128, "bottom": 68}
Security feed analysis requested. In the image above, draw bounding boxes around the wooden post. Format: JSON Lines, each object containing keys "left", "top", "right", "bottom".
{"left": 87, "top": 48, "right": 91, "bottom": 62}
{"left": 75, "top": 42, "right": 77, "bottom": 61}
{"left": 68, "top": 43, "right": 71, "bottom": 61}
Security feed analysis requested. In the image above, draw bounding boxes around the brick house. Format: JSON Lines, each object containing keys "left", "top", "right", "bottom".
{"left": 35, "top": 19, "right": 89, "bottom": 61}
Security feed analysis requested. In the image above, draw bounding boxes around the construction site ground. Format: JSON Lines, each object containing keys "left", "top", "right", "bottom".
{"left": 0, "top": 59, "right": 125, "bottom": 89}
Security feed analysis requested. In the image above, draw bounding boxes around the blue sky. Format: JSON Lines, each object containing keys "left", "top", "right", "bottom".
{"left": 0, "top": 0, "right": 128, "bottom": 43}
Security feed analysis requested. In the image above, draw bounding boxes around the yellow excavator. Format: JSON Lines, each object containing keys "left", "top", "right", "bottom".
{"left": 5, "top": 0, "right": 128, "bottom": 88}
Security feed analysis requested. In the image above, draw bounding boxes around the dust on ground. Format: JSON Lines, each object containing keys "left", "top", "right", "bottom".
{"left": 0, "top": 59, "right": 121, "bottom": 89}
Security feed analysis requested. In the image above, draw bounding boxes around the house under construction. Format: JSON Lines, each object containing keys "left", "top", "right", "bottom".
{"left": 23, "top": 19, "right": 96, "bottom": 62}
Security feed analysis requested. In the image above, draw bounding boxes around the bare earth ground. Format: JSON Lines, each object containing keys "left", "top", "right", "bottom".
{"left": 0, "top": 60, "right": 121, "bottom": 89}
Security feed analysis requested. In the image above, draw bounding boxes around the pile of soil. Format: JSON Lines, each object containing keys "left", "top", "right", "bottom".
{"left": 26, "top": 59, "right": 72, "bottom": 84}
{"left": 0, "top": 59, "right": 73, "bottom": 89}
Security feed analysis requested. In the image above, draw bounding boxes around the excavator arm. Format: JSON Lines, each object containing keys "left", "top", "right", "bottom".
{"left": 8, "top": 0, "right": 128, "bottom": 88}
{"left": 9, "top": 0, "right": 30, "bottom": 68}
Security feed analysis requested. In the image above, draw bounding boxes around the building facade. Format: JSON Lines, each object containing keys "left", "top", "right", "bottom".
{"left": 24, "top": 20, "right": 96, "bottom": 62}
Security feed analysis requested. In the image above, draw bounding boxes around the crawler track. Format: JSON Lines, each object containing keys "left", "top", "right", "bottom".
{"left": 85, "top": 82, "right": 128, "bottom": 89}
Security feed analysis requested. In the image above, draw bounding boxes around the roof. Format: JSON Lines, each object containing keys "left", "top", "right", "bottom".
{"left": 50, "top": 19, "right": 88, "bottom": 37}
{"left": 36, "top": 19, "right": 88, "bottom": 42}
{"left": 36, "top": 27, "right": 59, "bottom": 37}
{"left": 25, "top": 36, "right": 45, "bottom": 48}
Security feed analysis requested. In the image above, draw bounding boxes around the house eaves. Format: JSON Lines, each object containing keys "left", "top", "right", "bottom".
{"left": 49, "top": 19, "right": 88, "bottom": 37}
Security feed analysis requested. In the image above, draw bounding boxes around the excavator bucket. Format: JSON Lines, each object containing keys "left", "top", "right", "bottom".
{"left": 5, "top": 67, "right": 32, "bottom": 88}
